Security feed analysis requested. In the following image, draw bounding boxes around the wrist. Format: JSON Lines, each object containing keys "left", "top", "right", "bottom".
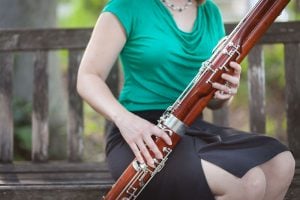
{"left": 208, "top": 96, "right": 233, "bottom": 110}
{"left": 110, "top": 106, "right": 130, "bottom": 125}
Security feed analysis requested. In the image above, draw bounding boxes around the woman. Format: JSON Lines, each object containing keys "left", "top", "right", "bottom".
{"left": 77, "top": 0, "right": 295, "bottom": 199}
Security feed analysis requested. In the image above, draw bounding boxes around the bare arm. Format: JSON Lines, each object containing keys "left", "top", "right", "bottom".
{"left": 77, "top": 13, "right": 171, "bottom": 167}
{"left": 77, "top": 13, "right": 127, "bottom": 121}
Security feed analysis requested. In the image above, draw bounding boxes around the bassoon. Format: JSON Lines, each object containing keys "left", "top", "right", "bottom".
{"left": 103, "top": 0, "right": 291, "bottom": 199}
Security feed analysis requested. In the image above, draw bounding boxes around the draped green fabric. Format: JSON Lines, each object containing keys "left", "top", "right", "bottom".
{"left": 102, "top": 0, "right": 225, "bottom": 111}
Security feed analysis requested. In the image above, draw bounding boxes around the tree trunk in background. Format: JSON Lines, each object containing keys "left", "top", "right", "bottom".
{"left": 0, "top": 0, "right": 67, "bottom": 160}
{"left": 297, "top": 0, "right": 300, "bottom": 12}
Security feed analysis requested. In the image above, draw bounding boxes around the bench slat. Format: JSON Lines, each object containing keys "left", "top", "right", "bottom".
{"left": 32, "top": 51, "right": 49, "bottom": 162}
{"left": 0, "top": 29, "right": 91, "bottom": 51}
{"left": 225, "top": 22, "right": 300, "bottom": 44}
{"left": 68, "top": 50, "right": 84, "bottom": 162}
{"left": 284, "top": 43, "right": 300, "bottom": 159}
{"left": 0, "top": 22, "right": 299, "bottom": 52}
{"left": 248, "top": 45, "right": 266, "bottom": 133}
{"left": 0, "top": 162, "right": 113, "bottom": 200}
{"left": 0, "top": 53, "right": 14, "bottom": 162}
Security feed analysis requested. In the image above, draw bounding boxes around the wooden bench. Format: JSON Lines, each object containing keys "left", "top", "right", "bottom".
{"left": 0, "top": 22, "right": 300, "bottom": 199}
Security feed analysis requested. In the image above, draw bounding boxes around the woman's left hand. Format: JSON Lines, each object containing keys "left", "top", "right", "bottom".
{"left": 212, "top": 61, "right": 241, "bottom": 100}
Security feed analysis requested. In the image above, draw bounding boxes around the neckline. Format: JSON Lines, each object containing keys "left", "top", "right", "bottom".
{"left": 155, "top": 0, "right": 201, "bottom": 34}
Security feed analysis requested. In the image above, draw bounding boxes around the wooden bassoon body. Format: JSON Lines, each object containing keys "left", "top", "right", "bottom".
{"left": 103, "top": 0, "right": 291, "bottom": 199}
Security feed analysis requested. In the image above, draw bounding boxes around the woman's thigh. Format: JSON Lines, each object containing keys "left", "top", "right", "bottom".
{"left": 201, "top": 159, "right": 267, "bottom": 200}
{"left": 201, "top": 159, "right": 241, "bottom": 196}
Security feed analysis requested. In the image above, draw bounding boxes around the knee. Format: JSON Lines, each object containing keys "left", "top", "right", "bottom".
{"left": 275, "top": 151, "right": 295, "bottom": 182}
{"left": 242, "top": 167, "right": 266, "bottom": 200}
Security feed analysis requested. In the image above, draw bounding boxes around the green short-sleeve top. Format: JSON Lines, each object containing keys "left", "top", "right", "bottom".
{"left": 102, "top": 0, "right": 225, "bottom": 111}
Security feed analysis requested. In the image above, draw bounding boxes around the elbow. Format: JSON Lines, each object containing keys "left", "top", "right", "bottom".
{"left": 76, "top": 81, "right": 81, "bottom": 98}
{"left": 76, "top": 71, "right": 84, "bottom": 98}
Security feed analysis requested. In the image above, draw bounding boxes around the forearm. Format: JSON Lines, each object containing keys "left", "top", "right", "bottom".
{"left": 207, "top": 97, "right": 233, "bottom": 110}
{"left": 77, "top": 72, "right": 173, "bottom": 166}
{"left": 77, "top": 73, "right": 128, "bottom": 123}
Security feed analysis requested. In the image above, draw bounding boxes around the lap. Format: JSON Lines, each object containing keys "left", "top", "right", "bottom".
{"left": 201, "top": 159, "right": 240, "bottom": 196}
{"left": 105, "top": 112, "right": 289, "bottom": 200}
{"left": 201, "top": 159, "right": 266, "bottom": 199}
{"left": 107, "top": 134, "right": 215, "bottom": 200}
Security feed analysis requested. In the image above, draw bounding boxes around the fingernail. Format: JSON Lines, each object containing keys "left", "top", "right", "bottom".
{"left": 138, "top": 159, "right": 144, "bottom": 164}
{"left": 168, "top": 139, "right": 172, "bottom": 146}
{"left": 148, "top": 160, "right": 155, "bottom": 168}
{"left": 157, "top": 153, "right": 163, "bottom": 160}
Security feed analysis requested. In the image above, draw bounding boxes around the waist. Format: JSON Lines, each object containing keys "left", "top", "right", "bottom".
{"left": 105, "top": 109, "right": 204, "bottom": 155}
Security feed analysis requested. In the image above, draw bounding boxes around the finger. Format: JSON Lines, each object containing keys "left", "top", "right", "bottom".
{"left": 143, "top": 135, "right": 163, "bottom": 159}
{"left": 128, "top": 142, "right": 144, "bottom": 164}
{"left": 152, "top": 126, "right": 172, "bottom": 146}
{"left": 213, "top": 83, "right": 237, "bottom": 96}
{"left": 214, "top": 90, "right": 232, "bottom": 100}
{"left": 229, "top": 86, "right": 238, "bottom": 95}
{"left": 229, "top": 61, "right": 242, "bottom": 75}
{"left": 221, "top": 73, "right": 240, "bottom": 86}
{"left": 136, "top": 139, "right": 155, "bottom": 167}
{"left": 212, "top": 82, "right": 231, "bottom": 93}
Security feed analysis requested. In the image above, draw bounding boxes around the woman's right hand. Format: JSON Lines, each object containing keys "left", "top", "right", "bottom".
{"left": 114, "top": 111, "right": 172, "bottom": 168}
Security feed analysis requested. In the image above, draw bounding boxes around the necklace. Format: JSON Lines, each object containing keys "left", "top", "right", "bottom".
{"left": 161, "top": 0, "right": 193, "bottom": 12}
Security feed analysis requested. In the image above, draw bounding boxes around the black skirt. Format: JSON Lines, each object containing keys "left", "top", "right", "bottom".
{"left": 105, "top": 110, "right": 288, "bottom": 200}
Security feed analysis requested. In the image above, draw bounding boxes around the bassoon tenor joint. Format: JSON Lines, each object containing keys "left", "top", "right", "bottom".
{"left": 222, "top": 41, "right": 241, "bottom": 57}
{"left": 160, "top": 114, "right": 187, "bottom": 136}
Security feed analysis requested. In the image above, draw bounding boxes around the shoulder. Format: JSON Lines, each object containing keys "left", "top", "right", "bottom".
{"left": 201, "top": 0, "right": 223, "bottom": 22}
{"left": 103, "top": 0, "right": 142, "bottom": 10}
{"left": 102, "top": 0, "right": 148, "bottom": 38}
{"left": 202, "top": 0, "right": 221, "bottom": 13}
{"left": 102, "top": 0, "right": 148, "bottom": 19}
{"left": 201, "top": 0, "right": 225, "bottom": 37}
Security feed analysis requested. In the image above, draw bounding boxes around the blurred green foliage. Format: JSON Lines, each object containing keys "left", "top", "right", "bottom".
{"left": 58, "top": 0, "right": 107, "bottom": 27}
{"left": 13, "top": 99, "right": 32, "bottom": 160}
{"left": 288, "top": 0, "right": 300, "bottom": 20}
